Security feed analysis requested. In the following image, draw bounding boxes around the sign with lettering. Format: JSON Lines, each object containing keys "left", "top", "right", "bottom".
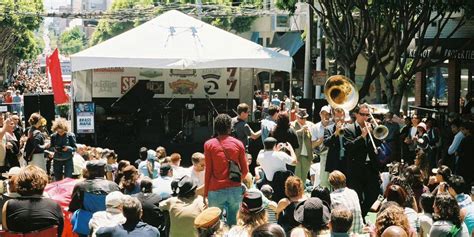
{"left": 92, "top": 68, "right": 240, "bottom": 98}
{"left": 75, "top": 102, "right": 95, "bottom": 134}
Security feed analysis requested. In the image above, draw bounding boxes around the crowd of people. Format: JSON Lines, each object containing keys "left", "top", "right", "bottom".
{"left": 0, "top": 98, "right": 472, "bottom": 237}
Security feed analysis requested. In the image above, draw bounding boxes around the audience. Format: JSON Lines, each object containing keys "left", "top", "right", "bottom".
{"left": 228, "top": 191, "right": 268, "bottom": 236}
{"left": 430, "top": 194, "right": 470, "bottom": 237}
{"left": 96, "top": 196, "right": 160, "bottom": 236}
{"left": 89, "top": 191, "right": 126, "bottom": 237}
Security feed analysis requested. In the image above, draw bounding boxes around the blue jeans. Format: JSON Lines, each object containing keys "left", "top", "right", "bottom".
{"left": 208, "top": 186, "right": 243, "bottom": 226}
{"left": 53, "top": 158, "right": 73, "bottom": 181}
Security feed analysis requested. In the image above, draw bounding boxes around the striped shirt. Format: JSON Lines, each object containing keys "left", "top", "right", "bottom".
{"left": 330, "top": 187, "right": 364, "bottom": 234}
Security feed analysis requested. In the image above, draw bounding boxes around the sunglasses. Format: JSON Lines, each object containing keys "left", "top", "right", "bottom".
{"left": 359, "top": 113, "right": 370, "bottom": 117}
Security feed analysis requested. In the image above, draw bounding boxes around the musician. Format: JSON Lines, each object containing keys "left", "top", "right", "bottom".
{"left": 343, "top": 104, "right": 381, "bottom": 218}
{"left": 291, "top": 108, "right": 314, "bottom": 180}
{"left": 310, "top": 105, "right": 332, "bottom": 188}
{"left": 323, "top": 107, "right": 347, "bottom": 175}
{"left": 232, "top": 103, "right": 261, "bottom": 150}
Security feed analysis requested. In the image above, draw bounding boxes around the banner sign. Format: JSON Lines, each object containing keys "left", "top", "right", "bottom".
{"left": 92, "top": 68, "right": 240, "bottom": 98}
{"left": 75, "top": 102, "right": 95, "bottom": 134}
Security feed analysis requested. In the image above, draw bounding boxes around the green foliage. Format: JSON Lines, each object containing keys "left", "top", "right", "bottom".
{"left": 89, "top": 0, "right": 158, "bottom": 46}
{"left": 59, "top": 26, "right": 87, "bottom": 55}
{"left": 0, "top": 0, "right": 44, "bottom": 63}
{"left": 231, "top": 16, "right": 257, "bottom": 33}
{"left": 275, "top": 0, "right": 297, "bottom": 13}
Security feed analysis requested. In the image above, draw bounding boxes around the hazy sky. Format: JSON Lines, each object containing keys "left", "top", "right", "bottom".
{"left": 43, "top": 0, "right": 70, "bottom": 11}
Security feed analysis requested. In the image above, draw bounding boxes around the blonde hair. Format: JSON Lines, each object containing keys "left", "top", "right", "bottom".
{"left": 51, "top": 118, "right": 69, "bottom": 133}
{"left": 236, "top": 209, "right": 268, "bottom": 234}
{"left": 329, "top": 170, "right": 347, "bottom": 190}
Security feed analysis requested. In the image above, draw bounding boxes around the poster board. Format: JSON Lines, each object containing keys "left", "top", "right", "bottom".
{"left": 75, "top": 102, "right": 95, "bottom": 134}
{"left": 92, "top": 68, "right": 240, "bottom": 99}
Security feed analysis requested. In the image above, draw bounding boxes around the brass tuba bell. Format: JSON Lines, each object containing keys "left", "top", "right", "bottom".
{"left": 324, "top": 75, "right": 359, "bottom": 111}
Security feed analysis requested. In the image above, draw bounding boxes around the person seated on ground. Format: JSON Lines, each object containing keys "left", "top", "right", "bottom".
{"left": 260, "top": 185, "right": 278, "bottom": 224}
{"left": 188, "top": 152, "right": 205, "bottom": 194}
{"left": 374, "top": 204, "right": 414, "bottom": 237}
{"left": 152, "top": 164, "right": 173, "bottom": 199}
{"left": 430, "top": 193, "right": 470, "bottom": 237}
{"left": 404, "top": 165, "right": 429, "bottom": 205}
{"left": 155, "top": 146, "right": 167, "bottom": 163}
{"left": 418, "top": 193, "right": 435, "bottom": 237}
{"left": 328, "top": 170, "right": 363, "bottom": 234}
{"left": 293, "top": 197, "right": 330, "bottom": 236}
{"left": 2, "top": 165, "right": 63, "bottom": 236}
{"left": 135, "top": 147, "right": 148, "bottom": 168}
{"left": 277, "top": 176, "right": 307, "bottom": 234}
{"left": 132, "top": 178, "right": 164, "bottom": 229}
{"left": 194, "top": 207, "right": 229, "bottom": 237}
{"left": 139, "top": 150, "right": 160, "bottom": 179}
{"left": 228, "top": 190, "right": 268, "bottom": 237}
{"left": 311, "top": 186, "right": 332, "bottom": 211}
{"left": 104, "top": 149, "right": 118, "bottom": 181}
{"left": 89, "top": 191, "right": 127, "bottom": 237}
{"left": 250, "top": 223, "right": 286, "bottom": 237}
{"left": 289, "top": 226, "right": 312, "bottom": 237}
{"left": 384, "top": 184, "right": 418, "bottom": 230}
{"left": 170, "top": 153, "right": 187, "bottom": 178}
{"left": 115, "top": 160, "right": 131, "bottom": 185}
{"left": 159, "top": 175, "right": 205, "bottom": 237}
{"left": 257, "top": 137, "right": 297, "bottom": 184}
{"left": 96, "top": 196, "right": 160, "bottom": 237}
{"left": 121, "top": 165, "right": 141, "bottom": 195}
{"left": 328, "top": 207, "right": 353, "bottom": 237}
{"left": 429, "top": 165, "right": 452, "bottom": 193}
{"left": 381, "top": 226, "right": 408, "bottom": 237}
{"left": 444, "top": 176, "right": 474, "bottom": 235}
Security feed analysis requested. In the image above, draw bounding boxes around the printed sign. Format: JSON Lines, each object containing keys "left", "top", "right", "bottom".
{"left": 75, "top": 102, "right": 95, "bottom": 134}
{"left": 92, "top": 68, "right": 240, "bottom": 98}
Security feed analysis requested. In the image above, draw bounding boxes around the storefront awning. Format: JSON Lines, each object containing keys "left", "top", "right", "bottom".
{"left": 406, "top": 38, "right": 474, "bottom": 61}
{"left": 270, "top": 32, "right": 304, "bottom": 57}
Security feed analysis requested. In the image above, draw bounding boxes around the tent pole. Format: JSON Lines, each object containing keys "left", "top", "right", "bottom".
{"left": 289, "top": 71, "right": 293, "bottom": 102}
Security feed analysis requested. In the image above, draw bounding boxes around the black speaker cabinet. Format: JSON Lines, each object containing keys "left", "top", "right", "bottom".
{"left": 23, "top": 94, "right": 55, "bottom": 131}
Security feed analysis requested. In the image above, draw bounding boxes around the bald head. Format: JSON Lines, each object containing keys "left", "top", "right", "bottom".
{"left": 381, "top": 226, "right": 408, "bottom": 237}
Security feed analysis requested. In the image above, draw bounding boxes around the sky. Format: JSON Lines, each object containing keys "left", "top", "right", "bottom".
{"left": 43, "top": 0, "right": 70, "bottom": 12}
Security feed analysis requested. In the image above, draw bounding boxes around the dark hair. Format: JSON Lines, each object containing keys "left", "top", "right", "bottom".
{"left": 122, "top": 196, "right": 142, "bottom": 221}
{"left": 28, "top": 112, "right": 42, "bottom": 127}
{"left": 436, "top": 165, "right": 452, "bottom": 182}
{"left": 384, "top": 184, "right": 408, "bottom": 207}
{"left": 404, "top": 165, "right": 424, "bottom": 190}
{"left": 140, "top": 177, "right": 153, "bottom": 193}
{"left": 115, "top": 160, "right": 131, "bottom": 184}
{"left": 237, "top": 103, "right": 250, "bottom": 115}
{"left": 263, "top": 139, "right": 277, "bottom": 150}
{"left": 419, "top": 193, "right": 434, "bottom": 214}
{"left": 214, "top": 114, "right": 232, "bottom": 135}
{"left": 268, "top": 105, "right": 279, "bottom": 116}
{"left": 375, "top": 205, "right": 410, "bottom": 237}
{"left": 251, "top": 223, "right": 286, "bottom": 237}
{"left": 447, "top": 175, "right": 467, "bottom": 195}
{"left": 434, "top": 194, "right": 462, "bottom": 227}
{"left": 352, "top": 104, "right": 369, "bottom": 114}
{"left": 330, "top": 208, "right": 353, "bottom": 233}
{"left": 17, "top": 165, "right": 48, "bottom": 196}
{"left": 461, "top": 121, "right": 474, "bottom": 133}
{"left": 451, "top": 119, "right": 461, "bottom": 128}
{"left": 274, "top": 112, "right": 290, "bottom": 133}
{"left": 311, "top": 186, "right": 331, "bottom": 209}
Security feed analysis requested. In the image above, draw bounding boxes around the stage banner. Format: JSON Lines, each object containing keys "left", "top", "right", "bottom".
{"left": 75, "top": 102, "right": 95, "bottom": 134}
{"left": 92, "top": 68, "right": 240, "bottom": 99}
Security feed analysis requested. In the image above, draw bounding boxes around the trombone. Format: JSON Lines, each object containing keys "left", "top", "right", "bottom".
{"left": 324, "top": 75, "right": 389, "bottom": 154}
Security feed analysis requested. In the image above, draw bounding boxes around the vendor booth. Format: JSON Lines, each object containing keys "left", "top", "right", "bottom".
{"left": 71, "top": 10, "right": 292, "bottom": 160}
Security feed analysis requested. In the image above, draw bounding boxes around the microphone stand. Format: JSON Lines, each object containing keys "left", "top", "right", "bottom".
{"left": 206, "top": 95, "right": 219, "bottom": 136}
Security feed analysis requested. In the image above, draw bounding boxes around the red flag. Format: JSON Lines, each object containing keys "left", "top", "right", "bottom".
{"left": 48, "top": 49, "right": 69, "bottom": 104}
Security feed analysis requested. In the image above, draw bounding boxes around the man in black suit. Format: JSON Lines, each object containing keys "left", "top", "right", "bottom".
{"left": 323, "top": 107, "right": 347, "bottom": 175}
{"left": 343, "top": 104, "right": 381, "bottom": 219}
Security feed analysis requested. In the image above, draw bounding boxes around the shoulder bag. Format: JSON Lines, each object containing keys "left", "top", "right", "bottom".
{"left": 217, "top": 138, "right": 242, "bottom": 183}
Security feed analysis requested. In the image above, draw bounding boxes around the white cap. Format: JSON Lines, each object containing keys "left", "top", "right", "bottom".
{"left": 106, "top": 191, "right": 125, "bottom": 208}
{"left": 320, "top": 105, "right": 331, "bottom": 114}
{"left": 2, "top": 167, "right": 21, "bottom": 178}
{"left": 344, "top": 110, "right": 352, "bottom": 122}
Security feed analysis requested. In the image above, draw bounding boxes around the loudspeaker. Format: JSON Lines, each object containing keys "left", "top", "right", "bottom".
{"left": 313, "top": 99, "right": 329, "bottom": 123}
{"left": 23, "top": 94, "right": 55, "bottom": 131}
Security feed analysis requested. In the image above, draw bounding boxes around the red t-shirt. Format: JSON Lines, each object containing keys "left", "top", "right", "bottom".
{"left": 204, "top": 135, "right": 249, "bottom": 197}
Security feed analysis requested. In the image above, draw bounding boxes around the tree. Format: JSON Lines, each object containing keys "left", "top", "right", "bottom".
{"left": 277, "top": 0, "right": 473, "bottom": 113}
{"left": 59, "top": 26, "right": 86, "bottom": 55}
{"left": 0, "top": 0, "right": 43, "bottom": 78}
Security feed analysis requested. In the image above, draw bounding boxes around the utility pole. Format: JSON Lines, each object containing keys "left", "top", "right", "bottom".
{"left": 303, "top": 0, "right": 313, "bottom": 99}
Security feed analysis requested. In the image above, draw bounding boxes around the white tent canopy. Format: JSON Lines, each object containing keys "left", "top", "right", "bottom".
{"left": 71, "top": 10, "right": 292, "bottom": 72}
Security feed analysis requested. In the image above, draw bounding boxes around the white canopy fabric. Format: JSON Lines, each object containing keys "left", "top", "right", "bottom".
{"left": 71, "top": 10, "right": 292, "bottom": 72}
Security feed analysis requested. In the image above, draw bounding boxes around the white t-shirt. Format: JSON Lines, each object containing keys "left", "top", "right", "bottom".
{"left": 311, "top": 122, "right": 333, "bottom": 141}
{"left": 309, "top": 163, "right": 321, "bottom": 186}
{"left": 257, "top": 150, "right": 293, "bottom": 181}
